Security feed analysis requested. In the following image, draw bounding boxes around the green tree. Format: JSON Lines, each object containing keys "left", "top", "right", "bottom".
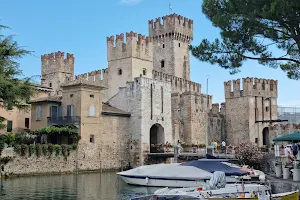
{"left": 0, "top": 25, "right": 35, "bottom": 129}
{"left": 189, "top": 0, "right": 300, "bottom": 79}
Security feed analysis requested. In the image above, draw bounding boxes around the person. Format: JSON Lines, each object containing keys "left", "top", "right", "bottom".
{"left": 222, "top": 140, "right": 226, "bottom": 153}
{"left": 292, "top": 143, "right": 298, "bottom": 157}
{"left": 214, "top": 141, "right": 218, "bottom": 152}
{"left": 284, "top": 146, "right": 291, "bottom": 156}
{"left": 280, "top": 145, "right": 284, "bottom": 155}
{"left": 284, "top": 146, "right": 295, "bottom": 164}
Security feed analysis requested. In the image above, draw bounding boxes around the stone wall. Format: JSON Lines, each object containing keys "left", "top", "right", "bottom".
{"left": 224, "top": 78, "right": 278, "bottom": 146}
{"left": 41, "top": 51, "right": 74, "bottom": 96}
{"left": 208, "top": 103, "right": 226, "bottom": 143}
{"left": 171, "top": 92, "right": 209, "bottom": 145}
{"left": 1, "top": 137, "right": 130, "bottom": 176}
{"left": 109, "top": 76, "right": 172, "bottom": 166}
{"left": 149, "top": 14, "right": 193, "bottom": 80}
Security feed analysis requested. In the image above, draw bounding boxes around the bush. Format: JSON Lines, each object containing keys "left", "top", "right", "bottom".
{"left": 14, "top": 133, "right": 36, "bottom": 145}
{"left": 0, "top": 140, "right": 5, "bottom": 154}
{"left": 67, "top": 145, "right": 73, "bottom": 156}
{"left": 72, "top": 144, "right": 78, "bottom": 150}
{"left": 235, "top": 140, "right": 266, "bottom": 170}
{"left": 42, "top": 144, "right": 48, "bottom": 156}
{"left": 36, "top": 144, "right": 42, "bottom": 157}
{"left": 0, "top": 134, "right": 8, "bottom": 145}
{"left": 21, "top": 144, "right": 28, "bottom": 156}
{"left": 29, "top": 144, "right": 35, "bottom": 156}
{"left": 61, "top": 144, "right": 67, "bottom": 157}
{"left": 55, "top": 145, "right": 62, "bottom": 156}
{"left": 48, "top": 144, "right": 54, "bottom": 155}
{"left": 13, "top": 144, "right": 22, "bottom": 155}
{"left": 7, "top": 132, "right": 15, "bottom": 146}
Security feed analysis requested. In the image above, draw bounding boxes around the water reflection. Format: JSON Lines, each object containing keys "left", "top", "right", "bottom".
{"left": 0, "top": 172, "right": 159, "bottom": 200}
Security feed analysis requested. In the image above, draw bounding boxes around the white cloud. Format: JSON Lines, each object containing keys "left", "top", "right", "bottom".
{"left": 119, "top": 0, "right": 143, "bottom": 5}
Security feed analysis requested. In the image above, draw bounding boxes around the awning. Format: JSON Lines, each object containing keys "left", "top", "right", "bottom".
{"left": 273, "top": 132, "right": 300, "bottom": 142}
{"left": 180, "top": 160, "right": 248, "bottom": 176}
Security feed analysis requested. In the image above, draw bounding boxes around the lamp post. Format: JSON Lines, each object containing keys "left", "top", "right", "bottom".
{"left": 205, "top": 75, "right": 210, "bottom": 155}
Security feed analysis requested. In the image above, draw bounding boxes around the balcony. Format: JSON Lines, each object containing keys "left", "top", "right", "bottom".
{"left": 47, "top": 116, "right": 80, "bottom": 126}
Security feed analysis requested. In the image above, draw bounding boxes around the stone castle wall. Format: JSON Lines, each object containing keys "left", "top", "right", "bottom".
{"left": 149, "top": 14, "right": 193, "bottom": 80}
{"left": 171, "top": 92, "right": 211, "bottom": 145}
{"left": 224, "top": 78, "right": 278, "bottom": 146}
{"left": 108, "top": 76, "right": 172, "bottom": 166}
{"left": 208, "top": 103, "right": 226, "bottom": 143}
{"left": 41, "top": 51, "right": 74, "bottom": 95}
{"left": 2, "top": 125, "right": 131, "bottom": 176}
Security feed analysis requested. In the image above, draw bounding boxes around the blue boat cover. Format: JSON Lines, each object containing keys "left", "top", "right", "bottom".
{"left": 206, "top": 154, "right": 218, "bottom": 159}
{"left": 180, "top": 160, "right": 248, "bottom": 176}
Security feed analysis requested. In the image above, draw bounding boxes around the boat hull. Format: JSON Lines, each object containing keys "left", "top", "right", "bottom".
{"left": 119, "top": 175, "right": 241, "bottom": 187}
{"left": 120, "top": 175, "right": 207, "bottom": 187}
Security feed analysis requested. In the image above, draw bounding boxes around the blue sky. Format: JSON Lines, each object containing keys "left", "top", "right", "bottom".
{"left": 1, "top": 0, "right": 299, "bottom": 107}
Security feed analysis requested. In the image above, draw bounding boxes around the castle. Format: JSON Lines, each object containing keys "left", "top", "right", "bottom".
{"left": 1, "top": 13, "right": 295, "bottom": 171}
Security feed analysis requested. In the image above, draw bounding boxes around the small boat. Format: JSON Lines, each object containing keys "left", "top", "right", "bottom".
{"left": 118, "top": 159, "right": 263, "bottom": 187}
{"left": 130, "top": 185, "right": 299, "bottom": 200}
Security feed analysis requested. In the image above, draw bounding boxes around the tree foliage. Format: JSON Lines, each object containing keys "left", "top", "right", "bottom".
{"left": 0, "top": 24, "right": 35, "bottom": 129}
{"left": 31, "top": 125, "right": 79, "bottom": 137}
{"left": 190, "top": 0, "right": 300, "bottom": 79}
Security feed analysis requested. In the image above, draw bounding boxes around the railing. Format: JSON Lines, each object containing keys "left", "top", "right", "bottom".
{"left": 47, "top": 116, "right": 80, "bottom": 126}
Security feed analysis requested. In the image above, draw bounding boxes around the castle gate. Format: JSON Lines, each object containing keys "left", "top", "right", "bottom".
{"left": 150, "top": 123, "right": 165, "bottom": 153}
{"left": 262, "top": 127, "right": 270, "bottom": 147}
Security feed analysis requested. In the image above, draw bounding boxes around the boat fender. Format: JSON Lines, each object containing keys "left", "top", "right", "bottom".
{"left": 145, "top": 177, "right": 149, "bottom": 185}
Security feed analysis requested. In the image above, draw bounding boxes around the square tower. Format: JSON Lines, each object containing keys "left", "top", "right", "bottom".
{"left": 41, "top": 51, "right": 74, "bottom": 96}
{"left": 106, "top": 32, "right": 153, "bottom": 99}
{"left": 224, "top": 78, "right": 278, "bottom": 147}
{"left": 149, "top": 14, "right": 193, "bottom": 80}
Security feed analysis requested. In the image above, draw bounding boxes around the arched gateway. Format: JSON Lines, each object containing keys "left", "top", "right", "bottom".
{"left": 150, "top": 123, "right": 165, "bottom": 153}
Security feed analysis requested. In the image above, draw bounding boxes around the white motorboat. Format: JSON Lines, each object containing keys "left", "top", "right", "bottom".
{"left": 118, "top": 159, "right": 263, "bottom": 187}
{"left": 129, "top": 172, "right": 273, "bottom": 200}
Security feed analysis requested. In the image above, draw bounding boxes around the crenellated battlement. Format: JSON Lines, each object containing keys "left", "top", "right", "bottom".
{"left": 269, "top": 123, "right": 300, "bottom": 131}
{"left": 210, "top": 103, "right": 226, "bottom": 116}
{"left": 148, "top": 13, "right": 193, "bottom": 42}
{"left": 74, "top": 69, "right": 108, "bottom": 82}
{"left": 62, "top": 69, "right": 108, "bottom": 88}
{"left": 107, "top": 31, "right": 153, "bottom": 62}
{"left": 41, "top": 51, "right": 74, "bottom": 67}
{"left": 152, "top": 70, "right": 200, "bottom": 93}
{"left": 224, "top": 77, "right": 278, "bottom": 99}
{"left": 117, "top": 76, "right": 172, "bottom": 96}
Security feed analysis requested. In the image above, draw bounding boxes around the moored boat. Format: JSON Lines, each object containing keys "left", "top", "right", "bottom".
{"left": 118, "top": 159, "right": 264, "bottom": 187}
{"left": 130, "top": 186, "right": 298, "bottom": 200}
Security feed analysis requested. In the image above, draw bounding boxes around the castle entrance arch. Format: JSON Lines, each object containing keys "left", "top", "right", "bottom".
{"left": 150, "top": 123, "right": 165, "bottom": 153}
{"left": 262, "top": 127, "right": 270, "bottom": 147}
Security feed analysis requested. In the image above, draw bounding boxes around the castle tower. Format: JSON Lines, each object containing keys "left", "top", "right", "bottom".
{"left": 149, "top": 14, "right": 193, "bottom": 80}
{"left": 106, "top": 32, "right": 153, "bottom": 100}
{"left": 41, "top": 51, "right": 74, "bottom": 96}
{"left": 224, "top": 78, "right": 278, "bottom": 147}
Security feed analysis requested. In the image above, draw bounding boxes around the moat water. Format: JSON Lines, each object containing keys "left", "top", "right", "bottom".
{"left": 0, "top": 172, "right": 159, "bottom": 200}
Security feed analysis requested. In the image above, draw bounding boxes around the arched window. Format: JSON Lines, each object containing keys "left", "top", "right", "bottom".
{"left": 89, "top": 105, "right": 95, "bottom": 117}
{"left": 143, "top": 68, "right": 147, "bottom": 76}
{"left": 163, "top": 44, "right": 165, "bottom": 48}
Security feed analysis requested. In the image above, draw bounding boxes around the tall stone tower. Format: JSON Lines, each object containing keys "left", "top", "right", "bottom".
{"left": 106, "top": 32, "right": 153, "bottom": 100}
{"left": 149, "top": 14, "right": 193, "bottom": 80}
{"left": 224, "top": 78, "right": 278, "bottom": 147}
{"left": 41, "top": 51, "right": 74, "bottom": 95}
